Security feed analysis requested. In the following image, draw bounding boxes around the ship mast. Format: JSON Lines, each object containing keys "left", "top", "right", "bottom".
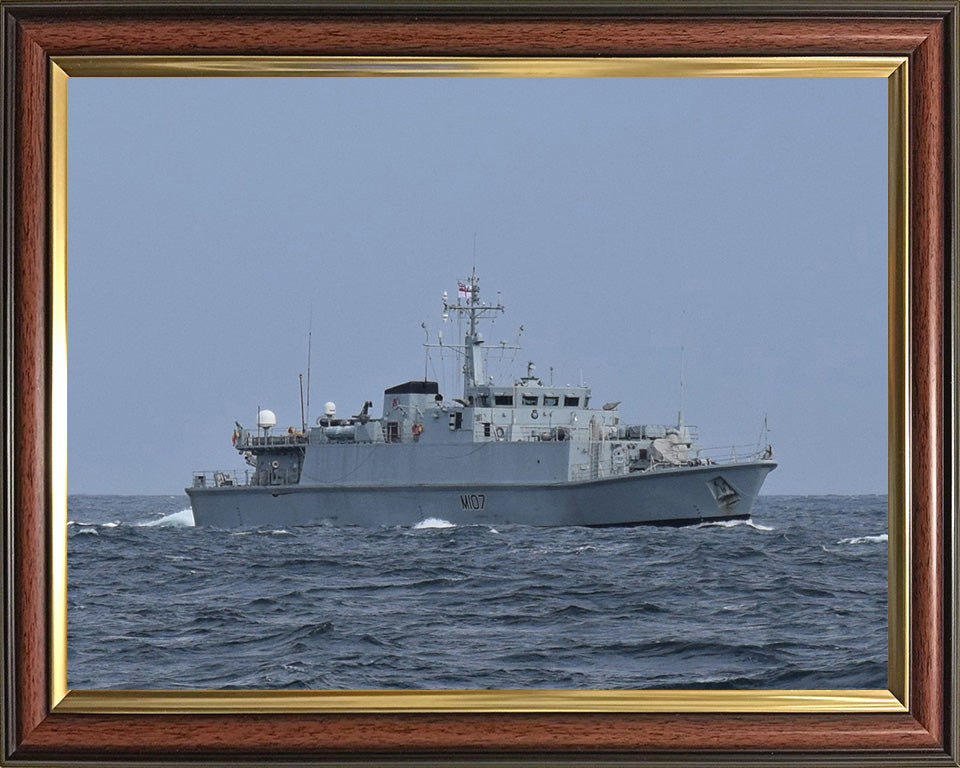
{"left": 442, "top": 269, "right": 505, "bottom": 393}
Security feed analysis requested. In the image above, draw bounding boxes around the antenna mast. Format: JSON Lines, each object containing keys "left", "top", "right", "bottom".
{"left": 305, "top": 302, "right": 313, "bottom": 427}
{"left": 440, "top": 269, "right": 506, "bottom": 394}
{"left": 421, "top": 322, "right": 429, "bottom": 381}
{"left": 299, "top": 373, "right": 305, "bottom": 433}
{"left": 678, "top": 345, "right": 685, "bottom": 429}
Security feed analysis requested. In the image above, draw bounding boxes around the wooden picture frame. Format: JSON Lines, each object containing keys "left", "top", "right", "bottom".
{"left": 2, "top": 2, "right": 957, "bottom": 765}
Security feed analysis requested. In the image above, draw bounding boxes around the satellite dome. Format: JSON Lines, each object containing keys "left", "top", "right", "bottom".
{"left": 257, "top": 409, "right": 276, "bottom": 430}
{"left": 324, "top": 401, "right": 337, "bottom": 418}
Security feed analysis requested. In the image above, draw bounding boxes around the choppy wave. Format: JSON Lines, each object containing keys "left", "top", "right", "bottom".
{"left": 837, "top": 533, "right": 887, "bottom": 545}
{"left": 697, "top": 519, "right": 775, "bottom": 531}
{"left": 413, "top": 517, "right": 456, "bottom": 529}
{"left": 138, "top": 508, "right": 195, "bottom": 528}
{"left": 68, "top": 520, "right": 118, "bottom": 528}
{"left": 66, "top": 494, "right": 887, "bottom": 691}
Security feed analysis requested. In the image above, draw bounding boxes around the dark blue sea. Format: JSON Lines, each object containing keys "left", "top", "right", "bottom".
{"left": 66, "top": 495, "right": 887, "bottom": 690}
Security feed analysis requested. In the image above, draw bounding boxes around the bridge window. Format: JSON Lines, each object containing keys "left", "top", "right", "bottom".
{"left": 544, "top": 395, "right": 559, "bottom": 406}
{"left": 522, "top": 394, "right": 538, "bottom": 406}
{"left": 494, "top": 394, "right": 513, "bottom": 406}
{"left": 564, "top": 396, "right": 580, "bottom": 407}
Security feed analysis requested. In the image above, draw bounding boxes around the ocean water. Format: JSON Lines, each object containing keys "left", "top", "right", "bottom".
{"left": 67, "top": 495, "right": 887, "bottom": 690}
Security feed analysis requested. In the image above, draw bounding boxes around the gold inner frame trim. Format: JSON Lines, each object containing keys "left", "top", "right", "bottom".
{"left": 54, "top": 55, "right": 904, "bottom": 78}
{"left": 50, "top": 61, "right": 69, "bottom": 707}
{"left": 57, "top": 688, "right": 903, "bottom": 715}
{"left": 49, "top": 55, "right": 909, "bottom": 715}
{"left": 886, "top": 61, "right": 910, "bottom": 710}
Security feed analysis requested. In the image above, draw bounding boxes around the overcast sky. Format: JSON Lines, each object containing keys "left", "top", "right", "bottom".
{"left": 67, "top": 75, "right": 887, "bottom": 495}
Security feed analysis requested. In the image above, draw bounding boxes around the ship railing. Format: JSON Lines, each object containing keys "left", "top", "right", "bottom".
{"left": 235, "top": 431, "right": 309, "bottom": 449}
{"left": 514, "top": 424, "right": 586, "bottom": 442}
{"left": 695, "top": 443, "right": 773, "bottom": 464}
{"left": 620, "top": 423, "right": 700, "bottom": 440}
{"left": 191, "top": 470, "right": 253, "bottom": 488}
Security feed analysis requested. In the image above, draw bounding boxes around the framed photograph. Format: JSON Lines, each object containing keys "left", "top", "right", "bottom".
{"left": 2, "top": 2, "right": 956, "bottom": 766}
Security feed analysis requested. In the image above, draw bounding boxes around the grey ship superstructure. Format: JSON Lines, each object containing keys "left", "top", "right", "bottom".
{"left": 187, "top": 273, "right": 776, "bottom": 528}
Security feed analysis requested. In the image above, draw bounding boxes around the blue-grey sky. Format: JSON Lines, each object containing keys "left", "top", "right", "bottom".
{"left": 67, "top": 76, "right": 887, "bottom": 495}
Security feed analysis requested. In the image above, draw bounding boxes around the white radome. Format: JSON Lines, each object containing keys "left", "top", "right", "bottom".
{"left": 257, "top": 409, "right": 276, "bottom": 430}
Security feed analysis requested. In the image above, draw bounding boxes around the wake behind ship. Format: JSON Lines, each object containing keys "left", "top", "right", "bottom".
{"left": 187, "top": 273, "right": 776, "bottom": 528}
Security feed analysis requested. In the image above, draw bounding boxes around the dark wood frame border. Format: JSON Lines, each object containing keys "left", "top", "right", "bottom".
{"left": 2, "top": 2, "right": 957, "bottom": 765}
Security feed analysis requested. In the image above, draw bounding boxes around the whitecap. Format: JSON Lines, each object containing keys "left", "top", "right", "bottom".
{"left": 697, "top": 519, "right": 745, "bottom": 529}
{"left": 139, "top": 509, "right": 195, "bottom": 528}
{"left": 837, "top": 533, "right": 888, "bottom": 545}
{"left": 413, "top": 517, "right": 455, "bottom": 529}
{"left": 697, "top": 519, "right": 773, "bottom": 532}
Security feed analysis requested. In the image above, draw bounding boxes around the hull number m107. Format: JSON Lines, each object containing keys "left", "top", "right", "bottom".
{"left": 460, "top": 493, "right": 486, "bottom": 510}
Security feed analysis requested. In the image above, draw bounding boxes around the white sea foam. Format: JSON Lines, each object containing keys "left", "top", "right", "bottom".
{"left": 413, "top": 517, "right": 455, "bottom": 529}
{"left": 697, "top": 519, "right": 741, "bottom": 529}
{"left": 69, "top": 520, "right": 120, "bottom": 528}
{"left": 697, "top": 519, "right": 774, "bottom": 531}
{"left": 139, "top": 508, "right": 195, "bottom": 528}
{"left": 837, "top": 533, "right": 888, "bottom": 545}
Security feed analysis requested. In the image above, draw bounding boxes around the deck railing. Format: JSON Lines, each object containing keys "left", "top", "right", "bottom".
{"left": 695, "top": 443, "right": 773, "bottom": 464}
{"left": 235, "top": 432, "right": 308, "bottom": 449}
{"left": 191, "top": 470, "right": 253, "bottom": 488}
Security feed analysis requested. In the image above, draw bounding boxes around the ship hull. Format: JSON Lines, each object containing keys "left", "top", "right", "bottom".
{"left": 186, "top": 460, "right": 776, "bottom": 529}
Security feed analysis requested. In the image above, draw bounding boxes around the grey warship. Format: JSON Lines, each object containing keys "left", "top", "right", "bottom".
{"left": 187, "top": 273, "right": 776, "bottom": 528}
